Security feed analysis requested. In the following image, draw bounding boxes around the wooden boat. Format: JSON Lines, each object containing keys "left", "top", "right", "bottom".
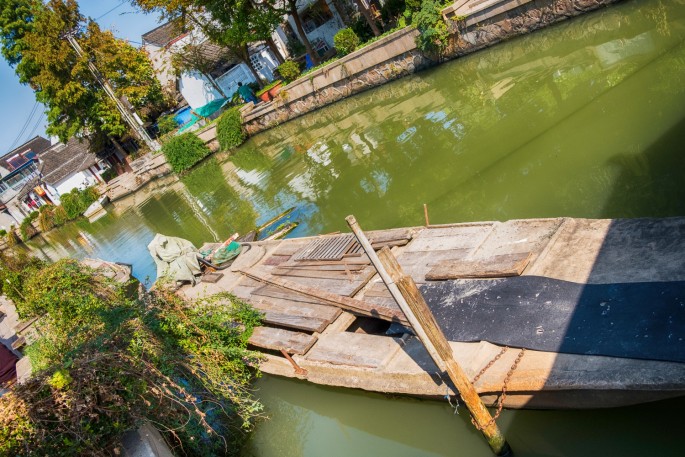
{"left": 180, "top": 217, "right": 685, "bottom": 410}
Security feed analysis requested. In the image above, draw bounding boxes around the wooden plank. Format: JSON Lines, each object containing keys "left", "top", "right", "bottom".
{"left": 406, "top": 225, "right": 493, "bottom": 252}
{"left": 281, "top": 257, "right": 371, "bottom": 267}
{"left": 252, "top": 285, "right": 331, "bottom": 305}
{"left": 273, "top": 263, "right": 367, "bottom": 272}
{"left": 250, "top": 296, "right": 342, "bottom": 322}
{"left": 366, "top": 228, "right": 414, "bottom": 244}
{"left": 260, "top": 310, "right": 329, "bottom": 332}
{"left": 262, "top": 255, "right": 290, "bottom": 266}
{"left": 272, "top": 239, "right": 310, "bottom": 256}
{"left": 240, "top": 269, "right": 409, "bottom": 325}
{"left": 271, "top": 267, "right": 360, "bottom": 280}
{"left": 248, "top": 327, "right": 317, "bottom": 355}
{"left": 305, "top": 333, "right": 404, "bottom": 368}
{"left": 201, "top": 272, "right": 224, "bottom": 283}
{"left": 425, "top": 252, "right": 532, "bottom": 280}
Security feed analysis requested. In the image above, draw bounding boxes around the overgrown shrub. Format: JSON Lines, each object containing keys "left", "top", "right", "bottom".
{"left": 162, "top": 132, "right": 212, "bottom": 173}
{"left": 0, "top": 229, "right": 6, "bottom": 237}
{"left": 59, "top": 187, "right": 99, "bottom": 220}
{"left": 334, "top": 28, "right": 361, "bottom": 56}
{"left": 277, "top": 60, "right": 302, "bottom": 83}
{"left": 37, "top": 205, "right": 55, "bottom": 232}
{"left": 0, "top": 259, "right": 264, "bottom": 456}
{"left": 53, "top": 205, "right": 68, "bottom": 226}
{"left": 156, "top": 113, "right": 178, "bottom": 135}
{"left": 217, "top": 107, "right": 247, "bottom": 151}
{"left": 5, "top": 226, "right": 20, "bottom": 247}
{"left": 19, "top": 211, "right": 39, "bottom": 241}
{"left": 413, "top": 0, "right": 449, "bottom": 56}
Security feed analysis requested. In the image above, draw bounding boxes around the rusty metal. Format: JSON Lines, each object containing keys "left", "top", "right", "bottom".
{"left": 472, "top": 346, "right": 509, "bottom": 384}
{"left": 280, "top": 348, "right": 308, "bottom": 376}
{"left": 472, "top": 348, "right": 526, "bottom": 431}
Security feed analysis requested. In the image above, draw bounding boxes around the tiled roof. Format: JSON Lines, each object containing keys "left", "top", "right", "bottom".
{"left": 0, "top": 136, "right": 51, "bottom": 169}
{"left": 39, "top": 138, "right": 98, "bottom": 186}
{"left": 142, "top": 21, "right": 184, "bottom": 48}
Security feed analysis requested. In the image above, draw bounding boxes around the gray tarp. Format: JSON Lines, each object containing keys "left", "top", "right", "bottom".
{"left": 147, "top": 234, "right": 202, "bottom": 285}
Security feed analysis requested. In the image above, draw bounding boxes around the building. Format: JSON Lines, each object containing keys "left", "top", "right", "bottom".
{"left": 142, "top": 21, "right": 283, "bottom": 109}
{"left": 38, "top": 138, "right": 111, "bottom": 203}
{"left": 287, "top": 0, "right": 347, "bottom": 60}
{"left": 0, "top": 136, "right": 53, "bottom": 229}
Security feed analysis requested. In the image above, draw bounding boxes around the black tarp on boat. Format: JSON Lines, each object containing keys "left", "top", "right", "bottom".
{"left": 420, "top": 276, "right": 685, "bottom": 363}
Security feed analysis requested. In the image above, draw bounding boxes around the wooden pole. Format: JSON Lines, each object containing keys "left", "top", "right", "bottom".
{"left": 345, "top": 215, "right": 512, "bottom": 456}
{"left": 423, "top": 203, "right": 430, "bottom": 226}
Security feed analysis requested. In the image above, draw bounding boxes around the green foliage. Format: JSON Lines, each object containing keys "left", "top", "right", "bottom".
{"left": 52, "top": 204, "right": 68, "bottom": 226}
{"left": 277, "top": 60, "right": 301, "bottom": 83}
{"left": 0, "top": 0, "right": 164, "bottom": 145}
{"left": 0, "top": 259, "right": 264, "bottom": 455}
{"left": 156, "top": 113, "right": 178, "bottom": 135}
{"left": 100, "top": 167, "right": 117, "bottom": 183}
{"left": 5, "top": 226, "right": 20, "bottom": 247}
{"left": 58, "top": 186, "right": 99, "bottom": 220}
{"left": 0, "top": 229, "right": 6, "bottom": 237}
{"left": 162, "top": 131, "right": 212, "bottom": 173}
{"left": 350, "top": 16, "right": 374, "bottom": 43}
{"left": 413, "top": 0, "right": 449, "bottom": 56}
{"left": 216, "top": 107, "right": 247, "bottom": 151}
{"left": 19, "top": 211, "right": 38, "bottom": 241}
{"left": 255, "top": 79, "right": 282, "bottom": 97}
{"left": 334, "top": 28, "right": 360, "bottom": 56}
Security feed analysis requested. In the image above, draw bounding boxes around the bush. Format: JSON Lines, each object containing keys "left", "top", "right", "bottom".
{"left": 5, "top": 226, "right": 20, "bottom": 247}
{"left": 217, "top": 107, "right": 247, "bottom": 151}
{"left": 53, "top": 205, "right": 68, "bottom": 226}
{"left": 162, "top": 132, "right": 212, "bottom": 173}
{"left": 0, "top": 229, "right": 6, "bottom": 237}
{"left": 38, "top": 205, "right": 55, "bottom": 232}
{"left": 0, "top": 259, "right": 264, "bottom": 456}
{"left": 156, "top": 114, "right": 178, "bottom": 135}
{"left": 58, "top": 187, "right": 100, "bottom": 221}
{"left": 19, "top": 212, "right": 39, "bottom": 241}
{"left": 334, "top": 28, "right": 360, "bottom": 56}
{"left": 277, "top": 60, "right": 302, "bottom": 83}
{"left": 413, "top": 0, "right": 449, "bottom": 56}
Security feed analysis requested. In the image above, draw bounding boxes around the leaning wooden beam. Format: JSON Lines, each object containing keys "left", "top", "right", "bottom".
{"left": 239, "top": 268, "right": 409, "bottom": 325}
{"left": 346, "top": 215, "right": 512, "bottom": 457}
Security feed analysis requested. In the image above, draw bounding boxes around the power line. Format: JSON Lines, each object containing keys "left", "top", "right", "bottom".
{"left": 94, "top": 1, "right": 126, "bottom": 21}
{"left": 23, "top": 111, "right": 46, "bottom": 144}
{"left": 7, "top": 102, "right": 40, "bottom": 151}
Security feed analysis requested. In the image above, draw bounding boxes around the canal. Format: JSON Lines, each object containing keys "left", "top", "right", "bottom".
{"left": 26, "top": 0, "right": 685, "bottom": 454}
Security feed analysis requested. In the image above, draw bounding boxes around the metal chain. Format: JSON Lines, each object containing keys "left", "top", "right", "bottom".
{"left": 471, "top": 346, "right": 509, "bottom": 384}
{"left": 471, "top": 348, "right": 526, "bottom": 431}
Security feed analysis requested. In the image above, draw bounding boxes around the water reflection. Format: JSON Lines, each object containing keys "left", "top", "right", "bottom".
{"left": 26, "top": 0, "right": 685, "bottom": 292}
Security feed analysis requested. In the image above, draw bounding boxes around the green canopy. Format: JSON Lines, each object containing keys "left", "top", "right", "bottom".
{"left": 175, "top": 98, "right": 228, "bottom": 135}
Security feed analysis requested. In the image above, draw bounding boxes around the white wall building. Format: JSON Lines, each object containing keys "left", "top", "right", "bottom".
{"left": 142, "top": 21, "right": 283, "bottom": 110}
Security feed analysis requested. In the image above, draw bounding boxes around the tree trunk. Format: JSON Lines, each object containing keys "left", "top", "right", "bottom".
{"left": 241, "top": 44, "right": 265, "bottom": 87}
{"left": 330, "top": 0, "right": 351, "bottom": 25}
{"left": 205, "top": 74, "right": 227, "bottom": 97}
{"left": 265, "top": 37, "right": 284, "bottom": 64}
{"left": 353, "top": 0, "right": 381, "bottom": 36}
{"left": 289, "top": 0, "right": 321, "bottom": 65}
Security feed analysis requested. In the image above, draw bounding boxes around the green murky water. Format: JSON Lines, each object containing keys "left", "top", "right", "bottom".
{"left": 26, "top": 0, "right": 685, "bottom": 454}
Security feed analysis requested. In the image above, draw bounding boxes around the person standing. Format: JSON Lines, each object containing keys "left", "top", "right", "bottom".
{"left": 237, "top": 82, "right": 259, "bottom": 104}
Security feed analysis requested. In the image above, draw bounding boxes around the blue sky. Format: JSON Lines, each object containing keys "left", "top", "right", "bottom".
{"left": 0, "top": 0, "right": 163, "bottom": 154}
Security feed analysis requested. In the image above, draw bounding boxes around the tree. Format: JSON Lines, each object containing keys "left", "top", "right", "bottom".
{"left": 0, "top": 0, "right": 164, "bottom": 148}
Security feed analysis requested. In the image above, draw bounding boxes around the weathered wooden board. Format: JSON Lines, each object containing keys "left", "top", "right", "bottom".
{"left": 250, "top": 296, "right": 342, "bottom": 322}
{"left": 249, "top": 327, "right": 317, "bottom": 355}
{"left": 273, "top": 263, "right": 367, "bottom": 271}
{"left": 406, "top": 225, "right": 493, "bottom": 252}
{"left": 305, "top": 332, "right": 404, "bottom": 368}
{"left": 271, "top": 239, "right": 311, "bottom": 256}
{"left": 271, "top": 267, "right": 362, "bottom": 280}
{"left": 259, "top": 310, "right": 329, "bottom": 333}
{"left": 252, "top": 285, "right": 331, "bottom": 306}
{"left": 201, "top": 272, "right": 224, "bottom": 283}
{"left": 366, "top": 227, "right": 414, "bottom": 244}
{"left": 240, "top": 269, "right": 409, "bottom": 325}
{"left": 425, "top": 252, "right": 532, "bottom": 280}
{"left": 262, "top": 254, "right": 290, "bottom": 266}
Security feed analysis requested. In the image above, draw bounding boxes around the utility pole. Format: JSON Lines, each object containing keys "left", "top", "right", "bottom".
{"left": 65, "top": 32, "right": 161, "bottom": 152}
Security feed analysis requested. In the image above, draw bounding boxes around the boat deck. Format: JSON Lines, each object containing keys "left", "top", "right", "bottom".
{"left": 180, "top": 217, "right": 685, "bottom": 409}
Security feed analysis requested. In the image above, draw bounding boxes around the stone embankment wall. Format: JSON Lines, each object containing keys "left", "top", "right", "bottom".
{"left": 243, "top": 0, "right": 621, "bottom": 135}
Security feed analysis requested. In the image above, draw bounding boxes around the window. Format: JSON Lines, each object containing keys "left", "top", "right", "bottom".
{"left": 250, "top": 54, "right": 264, "bottom": 72}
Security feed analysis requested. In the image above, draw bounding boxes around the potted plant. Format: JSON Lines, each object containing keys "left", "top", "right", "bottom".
{"left": 267, "top": 80, "right": 283, "bottom": 97}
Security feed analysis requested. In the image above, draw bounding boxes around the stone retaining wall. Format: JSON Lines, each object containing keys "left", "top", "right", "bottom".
{"left": 243, "top": 0, "right": 622, "bottom": 136}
